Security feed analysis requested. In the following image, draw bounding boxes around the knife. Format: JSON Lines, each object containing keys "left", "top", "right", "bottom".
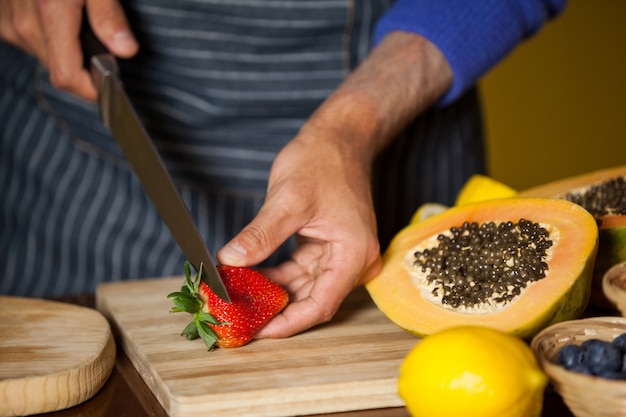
{"left": 80, "top": 17, "right": 231, "bottom": 302}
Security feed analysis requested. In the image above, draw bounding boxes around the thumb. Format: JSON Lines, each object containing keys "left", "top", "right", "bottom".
{"left": 217, "top": 204, "right": 302, "bottom": 267}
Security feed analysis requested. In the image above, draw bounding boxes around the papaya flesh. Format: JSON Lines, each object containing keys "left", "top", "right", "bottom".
{"left": 519, "top": 165, "right": 626, "bottom": 310}
{"left": 366, "top": 198, "right": 599, "bottom": 340}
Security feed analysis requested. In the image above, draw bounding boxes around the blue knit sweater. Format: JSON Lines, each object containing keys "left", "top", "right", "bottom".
{"left": 374, "top": 0, "right": 567, "bottom": 105}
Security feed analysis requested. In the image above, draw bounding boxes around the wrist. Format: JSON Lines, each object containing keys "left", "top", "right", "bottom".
{"left": 301, "top": 90, "right": 381, "bottom": 167}
{"left": 301, "top": 31, "right": 453, "bottom": 166}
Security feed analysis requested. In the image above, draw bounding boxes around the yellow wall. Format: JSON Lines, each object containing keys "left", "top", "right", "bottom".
{"left": 479, "top": 0, "right": 626, "bottom": 191}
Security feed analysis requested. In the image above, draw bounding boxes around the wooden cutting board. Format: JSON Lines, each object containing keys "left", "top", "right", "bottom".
{"left": 96, "top": 277, "right": 420, "bottom": 417}
{"left": 0, "top": 296, "right": 116, "bottom": 417}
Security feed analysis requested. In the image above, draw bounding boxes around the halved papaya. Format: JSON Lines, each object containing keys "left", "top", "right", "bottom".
{"left": 519, "top": 165, "right": 626, "bottom": 310}
{"left": 365, "top": 198, "right": 598, "bottom": 340}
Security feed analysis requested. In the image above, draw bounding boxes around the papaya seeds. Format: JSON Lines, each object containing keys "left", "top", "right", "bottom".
{"left": 563, "top": 176, "right": 626, "bottom": 221}
{"left": 519, "top": 165, "right": 626, "bottom": 310}
{"left": 412, "top": 219, "right": 552, "bottom": 311}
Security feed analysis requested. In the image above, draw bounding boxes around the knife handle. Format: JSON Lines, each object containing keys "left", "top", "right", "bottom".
{"left": 80, "top": 11, "right": 109, "bottom": 70}
{"left": 80, "top": 10, "right": 119, "bottom": 91}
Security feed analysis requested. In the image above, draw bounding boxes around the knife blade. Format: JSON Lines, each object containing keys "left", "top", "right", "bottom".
{"left": 80, "top": 18, "right": 230, "bottom": 302}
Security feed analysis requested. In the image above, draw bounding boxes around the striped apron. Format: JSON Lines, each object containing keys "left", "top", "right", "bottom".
{"left": 0, "top": 0, "right": 484, "bottom": 297}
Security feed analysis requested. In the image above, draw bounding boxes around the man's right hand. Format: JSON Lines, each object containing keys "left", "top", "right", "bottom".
{"left": 0, "top": 0, "right": 138, "bottom": 101}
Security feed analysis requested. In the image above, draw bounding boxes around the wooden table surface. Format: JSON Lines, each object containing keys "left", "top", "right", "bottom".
{"left": 29, "top": 295, "right": 575, "bottom": 417}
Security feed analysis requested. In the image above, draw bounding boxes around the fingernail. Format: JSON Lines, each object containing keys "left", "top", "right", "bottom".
{"left": 112, "top": 30, "right": 138, "bottom": 52}
{"left": 219, "top": 242, "right": 247, "bottom": 265}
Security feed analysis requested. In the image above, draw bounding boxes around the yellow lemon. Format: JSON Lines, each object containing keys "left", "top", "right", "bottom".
{"left": 455, "top": 174, "right": 517, "bottom": 206}
{"left": 398, "top": 326, "right": 547, "bottom": 417}
{"left": 408, "top": 202, "right": 449, "bottom": 225}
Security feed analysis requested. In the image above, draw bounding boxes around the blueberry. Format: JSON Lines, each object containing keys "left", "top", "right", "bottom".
{"left": 568, "top": 363, "right": 593, "bottom": 376}
{"left": 612, "top": 333, "right": 626, "bottom": 353}
{"left": 557, "top": 344, "right": 585, "bottom": 369}
{"left": 582, "top": 339, "right": 622, "bottom": 374}
{"left": 581, "top": 338, "right": 607, "bottom": 350}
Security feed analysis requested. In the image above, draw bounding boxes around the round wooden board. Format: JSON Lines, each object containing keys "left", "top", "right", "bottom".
{"left": 0, "top": 296, "right": 116, "bottom": 417}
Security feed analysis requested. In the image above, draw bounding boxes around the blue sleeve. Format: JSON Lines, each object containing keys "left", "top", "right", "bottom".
{"left": 373, "top": 0, "right": 567, "bottom": 106}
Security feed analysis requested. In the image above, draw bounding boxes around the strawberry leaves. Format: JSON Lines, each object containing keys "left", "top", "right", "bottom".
{"left": 167, "top": 262, "right": 225, "bottom": 350}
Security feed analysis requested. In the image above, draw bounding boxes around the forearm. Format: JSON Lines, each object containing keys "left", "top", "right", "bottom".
{"left": 300, "top": 31, "right": 452, "bottom": 167}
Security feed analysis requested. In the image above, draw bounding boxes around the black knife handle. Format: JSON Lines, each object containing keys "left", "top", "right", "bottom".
{"left": 80, "top": 11, "right": 109, "bottom": 70}
{"left": 80, "top": 10, "right": 119, "bottom": 91}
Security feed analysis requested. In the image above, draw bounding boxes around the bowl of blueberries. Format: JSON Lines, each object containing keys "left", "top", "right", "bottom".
{"left": 531, "top": 316, "right": 626, "bottom": 417}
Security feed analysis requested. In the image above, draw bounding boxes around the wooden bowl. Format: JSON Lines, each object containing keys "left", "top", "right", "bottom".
{"left": 603, "top": 261, "right": 626, "bottom": 315}
{"left": 531, "top": 317, "right": 626, "bottom": 417}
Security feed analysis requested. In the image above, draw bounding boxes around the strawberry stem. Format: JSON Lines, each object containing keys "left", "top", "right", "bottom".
{"left": 167, "top": 261, "right": 224, "bottom": 350}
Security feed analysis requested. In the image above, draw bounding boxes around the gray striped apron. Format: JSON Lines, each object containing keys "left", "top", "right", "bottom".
{"left": 0, "top": 0, "right": 484, "bottom": 297}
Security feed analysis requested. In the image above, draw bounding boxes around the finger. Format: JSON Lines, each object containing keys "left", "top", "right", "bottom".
{"left": 256, "top": 269, "right": 351, "bottom": 338}
{"left": 256, "top": 297, "right": 329, "bottom": 339}
{"left": 86, "top": 0, "right": 138, "bottom": 58}
{"left": 256, "top": 236, "right": 382, "bottom": 338}
{"left": 260, "top": 252, "right": 321, "bottom": 294}
{"left": 217, "top": 194, "right": 306, "bottom": 267}
{"left": 1, "top": 0, "right": 47, "bottom": 62}
{"left": 38, "top": 0, "right": 97, "bottom": 100}
{"left": 359, "top": 253, "right": 383, "bottom": 285}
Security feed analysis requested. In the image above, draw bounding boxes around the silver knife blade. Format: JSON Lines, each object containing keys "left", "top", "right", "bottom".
{"left": 85, "top": 51, "right": 231, "bottom": 303}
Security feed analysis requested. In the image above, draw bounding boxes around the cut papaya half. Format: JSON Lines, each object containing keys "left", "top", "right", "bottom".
{"left": 519, "top": 165, "right": 626, "bottom": 310}
{"left": 366, "top": 198, "right": 599, "bottom": 340}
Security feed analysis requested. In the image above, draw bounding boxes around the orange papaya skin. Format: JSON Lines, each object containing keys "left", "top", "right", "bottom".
{"left": 365, "top": 198, "right": 599, "bottom": 341}
{"left": 519, "top": 165, "right": 626, "bottom": 310}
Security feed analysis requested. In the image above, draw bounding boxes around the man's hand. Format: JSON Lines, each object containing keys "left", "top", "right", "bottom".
{"left": 220, "top": 115, "right": 384, "bottom": 338}
{"left": 217, "top": 32, "right": 454, "bottom": 338}
{"left": 0, "top": 0, "right": 138, "bottom": 101}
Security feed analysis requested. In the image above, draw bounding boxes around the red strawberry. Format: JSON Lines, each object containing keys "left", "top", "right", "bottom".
{"left": 168, "top": 261, "right": 288, "bottom": 349}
